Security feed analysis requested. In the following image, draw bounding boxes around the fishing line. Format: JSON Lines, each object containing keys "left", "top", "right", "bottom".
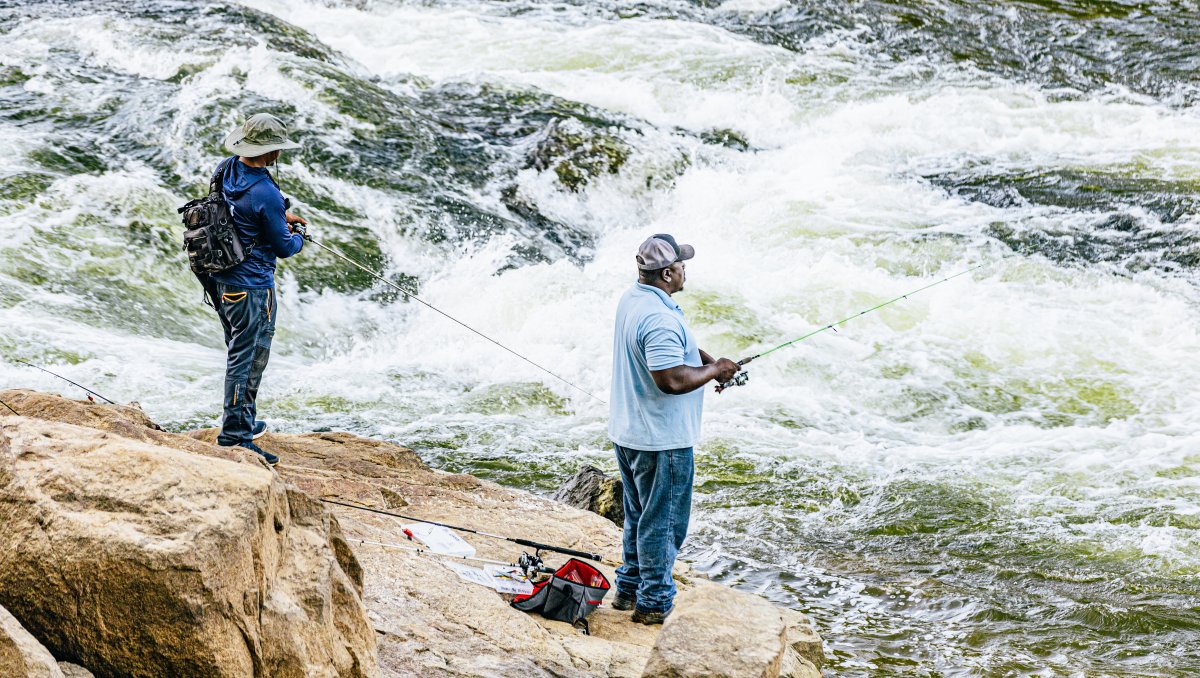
{"left": 12, "top": 359, "right": 116, "bottom": 404}
{"left": 0, "top": 399, "right": 18, "bottom": 416}
{"left": 302, "top": 235, "right": 607, "bottom": 406}
{"left": 716, "top": 263, "right": 987, "bottom": 392}
{"left": 323, "top": 497, "right": 611, "bottom": 564}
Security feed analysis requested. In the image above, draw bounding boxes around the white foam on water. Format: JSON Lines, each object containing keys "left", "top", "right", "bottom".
{"left": 0, "top": 15, "right": 209, "bottom": 82}
{"left": 223, "top": 0, "right": 1200, "bottom": 573}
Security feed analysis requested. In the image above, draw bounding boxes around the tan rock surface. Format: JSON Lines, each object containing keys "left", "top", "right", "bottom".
{"left": 190, "top": 425, "right": 662, "bottom": 677}
{"left": 641, "top": 584, "right": 790, "bottom": 678}
{"left": 0, "top": 409, "right": 377, "bottom": 678}
{"left": 0, "top": 389, "right": 256, "bottom": 465}
{"left": 0, "top": 604, "right": 65, "bottom": 678}
{"left": 781, "top": 608, "right": 824, "bottom": 670}
{"left": 5, "top": 390, "right": 824, "bottom": 677}
{"left": 779, "top": 649, "right": 822, "bottom": 678}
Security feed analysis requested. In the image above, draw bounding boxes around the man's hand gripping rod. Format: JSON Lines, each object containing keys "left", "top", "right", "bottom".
{"left": 714, "top": 358, "right": 752, "bottom": 393}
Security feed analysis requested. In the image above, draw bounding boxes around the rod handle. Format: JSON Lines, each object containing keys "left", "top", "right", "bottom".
{"left": 511, "top": 539, "right": 603, "bottom": 563}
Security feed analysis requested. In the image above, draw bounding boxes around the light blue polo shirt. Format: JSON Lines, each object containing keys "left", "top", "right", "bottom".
{"left": 609, "top": 283, "right": 704, "bottom": 451}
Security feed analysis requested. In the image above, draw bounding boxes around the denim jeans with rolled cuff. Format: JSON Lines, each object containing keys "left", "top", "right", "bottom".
{"left": 613, "top": 443, "right": 693, "bottom": 613}
{"left": 215, "top": 283, "right": 276, "bottom": 447}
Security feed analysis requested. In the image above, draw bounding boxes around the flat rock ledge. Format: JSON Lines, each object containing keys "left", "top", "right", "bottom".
{"left": 643, "top": 587, "right": 822, "bottom": 678}
{"left": 1, "top": 389, "right": 824, "bottom": 677}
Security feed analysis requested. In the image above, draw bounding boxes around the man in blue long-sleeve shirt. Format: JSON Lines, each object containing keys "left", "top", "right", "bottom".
{"left": 211, "top": 113, "right": 307, "bottom": 466}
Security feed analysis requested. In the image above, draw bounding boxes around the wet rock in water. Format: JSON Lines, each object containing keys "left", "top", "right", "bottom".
{"left": 0, "top": 604, "right": 64, "bottom": 678}
{"left": 529, "top": 118, "right": 631, "bottom": 192}
{"left": 642, "top": 584, "right": 820, "bottom": 678}
{"left": 553, "top": 465, "right": 625, "bottom": 526}
{"left": 0, "top": 406, "right": 377, "bottom": 677}
{"left": 699, "top": 127, "right": 752, "bottom": 151}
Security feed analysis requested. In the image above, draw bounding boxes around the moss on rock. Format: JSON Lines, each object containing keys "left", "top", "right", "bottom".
{"left": 528, "top": 119, "right": 630, "bottom": 192}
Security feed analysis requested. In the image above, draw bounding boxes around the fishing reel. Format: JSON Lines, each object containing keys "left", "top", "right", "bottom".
{"left": 519, "top": 551, "right": 555, "bottom": 580}
{"left": 715, "top": 370, "right": 749, "bottom": 393}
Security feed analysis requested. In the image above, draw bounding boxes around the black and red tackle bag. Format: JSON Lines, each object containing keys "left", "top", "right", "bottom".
{"left": 511, "top": 558, "right": 610, "bottom": 633}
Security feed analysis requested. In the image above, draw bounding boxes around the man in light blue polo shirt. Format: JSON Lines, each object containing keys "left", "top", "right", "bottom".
{"left": 609, "top": 233, "right": 740, "bottom": 624}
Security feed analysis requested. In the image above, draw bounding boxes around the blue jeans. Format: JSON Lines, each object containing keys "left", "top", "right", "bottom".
{"left": 215, "top": 283, "right": 276, "bottom": 446}
{"left": 613, "top": 443, "right": 693, "bottom": 613}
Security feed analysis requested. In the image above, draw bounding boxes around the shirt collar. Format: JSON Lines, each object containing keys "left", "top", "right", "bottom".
{"left": 635, "top": 282, "right": 681, "bottom": 312}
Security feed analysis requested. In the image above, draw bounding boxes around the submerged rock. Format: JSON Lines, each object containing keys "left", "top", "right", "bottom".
{"left": 0, "top": 392, "right": 378, "bottom": 678}
{"left": 529, "top": 119, "right": 631, "bottom": 192}
{"left": 0, "top": 604, "right": 64, "bottom": 678}
{"left": 553, "top": 465, "right": 625, "bottom": 527}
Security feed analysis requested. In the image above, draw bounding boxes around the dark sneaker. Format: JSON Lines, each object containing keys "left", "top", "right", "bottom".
{"left": 612, "top": 592, "right": 637, "bottom": 611}
{"left": 238, "top": 441, "right": 279, "bottom": 467}
{"left": 252, "top": 420, "right": 268, "bottom": 439}
{"left": 631, "top": 606, "right": 673, "bottom": 625}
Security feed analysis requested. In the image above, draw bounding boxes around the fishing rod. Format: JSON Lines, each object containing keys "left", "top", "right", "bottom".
{"left": 301, "top": 233, "right": 606, "bottom": 406}
{"left": 323, "top": 498, "right": 608, "bottom": 564}
{"left": 12, "top": 359, "right": 116, "bottom": 404}
{"left": 0, "top": 399, "right": 18, "bottom": 416}
{"left": 353, "top": 538, "right": 554, "bottom": 575}
{"left": 715, "top": 264, "right": 986, "bottom": 393}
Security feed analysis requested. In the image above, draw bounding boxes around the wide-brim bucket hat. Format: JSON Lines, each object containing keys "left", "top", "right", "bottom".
{"left": 223, "top": 113, "right": 301, "bottom": 156}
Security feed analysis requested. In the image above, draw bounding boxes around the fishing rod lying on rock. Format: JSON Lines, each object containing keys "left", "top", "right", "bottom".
{"left": 323, "top": 498, "right": 611, "bottom": 565}
{"left": 301, "top": 233, "right": 607, "bottom": 406}
{"left": 352, "top": 538, "right": 554, "bottom": 576}
{"left": 716, "top": 264, "right": 986, "bottom": 393}
{"left": 333, "top": 499, "right": 616, "bottom": 632}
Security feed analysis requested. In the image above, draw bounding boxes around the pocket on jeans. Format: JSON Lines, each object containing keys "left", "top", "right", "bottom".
{"left": 221, "top": 291, "right": 247, "bottom": 304}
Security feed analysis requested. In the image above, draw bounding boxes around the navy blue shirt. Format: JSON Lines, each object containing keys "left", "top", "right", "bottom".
{"left": 609, "top": 283, "right": 704, "bottom": 450}
{"left": 211, "top": 157, "right": 304, "bottom": 289}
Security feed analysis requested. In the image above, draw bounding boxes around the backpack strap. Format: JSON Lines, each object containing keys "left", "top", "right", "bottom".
{"left": 208, "top": 157, "right": 233, "bottom": 197}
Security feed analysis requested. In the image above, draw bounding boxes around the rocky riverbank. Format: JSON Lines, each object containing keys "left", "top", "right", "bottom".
{"left": 0, "top": 389, "right": 823, "bottom": 677}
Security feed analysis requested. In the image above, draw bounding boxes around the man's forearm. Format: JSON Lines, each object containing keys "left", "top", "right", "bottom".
{"left": 700, "top": 349, "right": 715, "bottom": 365}
{"left": 651, "top": 363, "right": 723, "bottom": 395}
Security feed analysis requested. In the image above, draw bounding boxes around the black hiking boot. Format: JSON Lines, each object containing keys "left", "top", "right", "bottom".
{"left": 252, "top": 420, "right": 268, "bottom": 440}
{"left": 631, "top": 606, "right": 673, "bottom": 625}
{"left": 612, "top": 591, "right": 637, "bottom": 611}
{"left": 238, "top": 441, "right": 279, "bottom": 467}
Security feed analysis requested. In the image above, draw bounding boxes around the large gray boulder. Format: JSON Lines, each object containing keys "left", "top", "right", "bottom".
{"left": 0, "top": 411, "right": 378, "bottom": 678}
{"left": 0, "top": 604, "right": 64, "bottom": 678}
{"left": 553, "top": 465, "right": 625, "bottom": 526}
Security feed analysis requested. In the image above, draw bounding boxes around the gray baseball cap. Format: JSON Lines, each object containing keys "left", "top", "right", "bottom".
{"left": 223, "top": 113, "right": 301, "bottom": 157}
{"left": 636, "top": 233, "right": 695, "bottom": 270}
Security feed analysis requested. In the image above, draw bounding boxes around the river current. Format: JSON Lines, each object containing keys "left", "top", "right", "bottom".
{"left": 1, "top": 0, "right": 1198, "bottom": 675}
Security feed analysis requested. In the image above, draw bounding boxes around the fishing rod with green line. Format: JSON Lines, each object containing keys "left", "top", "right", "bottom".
{"left": 323, "top": 498, "right": 616, "bottom": 566}
{"left": 298, "top": 232, "right": 606, "bottom": 406}
{"left": 715, "top": 264, "right": 986, "bottom": 393}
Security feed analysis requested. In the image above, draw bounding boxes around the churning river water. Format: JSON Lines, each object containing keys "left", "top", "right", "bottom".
{"left": 1, "top": 0, "right": 1198, "bottom": 674}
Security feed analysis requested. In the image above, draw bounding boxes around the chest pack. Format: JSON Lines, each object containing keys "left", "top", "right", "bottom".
{"left": 179, "top": 158, "right": 250, "bottom": 277}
